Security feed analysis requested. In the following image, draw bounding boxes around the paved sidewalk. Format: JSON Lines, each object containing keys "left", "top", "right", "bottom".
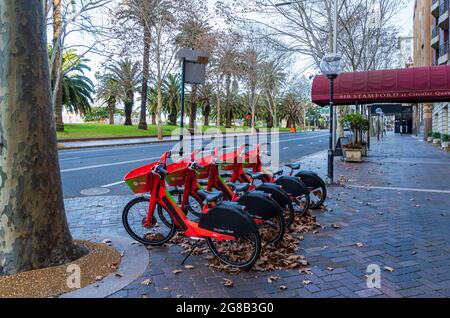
{"left": 64, "top": 134, "right": 450, "bottom": 298}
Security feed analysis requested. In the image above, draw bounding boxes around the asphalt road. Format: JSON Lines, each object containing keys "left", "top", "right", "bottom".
{"left": 59, "top": 131, "right": 328, "bottom": 198}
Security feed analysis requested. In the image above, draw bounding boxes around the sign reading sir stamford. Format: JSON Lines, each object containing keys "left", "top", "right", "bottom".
{"left": 311, "top": 65, "right": 450, "bottom": 106}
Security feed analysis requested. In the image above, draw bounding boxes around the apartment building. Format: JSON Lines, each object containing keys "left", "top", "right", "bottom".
{"left": 429, "top": 0, "right": 450, "bottom": 137}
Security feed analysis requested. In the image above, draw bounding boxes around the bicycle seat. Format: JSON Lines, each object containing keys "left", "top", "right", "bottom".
{"left": 250, "top": 172, "right": 265, "bottom": 180}
{"left": 272, "top": 169, "right": 284, "bottom": 177}
{"left": 220, "top": 172, "right": 233, "bottom": 178}
{"left": 286, "top": 163, "right": 301, "bottom": 170}
{"left": 227, "top": 182, "right": 250, "bottom": 192}
{"left": 197, "top": 190, "right": 223, "bottom": 203}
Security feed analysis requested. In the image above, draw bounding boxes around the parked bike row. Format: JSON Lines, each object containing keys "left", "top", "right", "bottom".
{"left": 122, "top": 144, "right": 327, "bottom": 269}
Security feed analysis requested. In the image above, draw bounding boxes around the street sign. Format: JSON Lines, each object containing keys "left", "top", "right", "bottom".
{"left": 178, "top": 49, "right": 210, "bottom": 85}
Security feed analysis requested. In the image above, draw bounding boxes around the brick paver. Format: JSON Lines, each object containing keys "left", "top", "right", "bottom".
{"left": 65, "top": 134, "right": 450, "bottom": 298}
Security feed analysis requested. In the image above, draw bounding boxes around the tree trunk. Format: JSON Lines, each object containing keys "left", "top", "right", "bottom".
{"left": 52, "top": 0, "right": 64, "bottom": 132}
{"left": 138, "top": 27, "right": 151, "bottom": 130}
{"left": 225, "top": 74, "right": 232, "bottom": 128}
{"left": 189, "top": 84, "right": 197, "bottom": 129}
{"left": 156, "top": 82, "right": 163, "bottom": 140}
{"left": 108, "top": 98, "right": 116, "bottom": 125}
{"left": 151, "top": 113, "right": 156, "bottom": 125}
{"left": 267, "top": 112, "right": 273, "bottom": 128}
{"left": 0, "top": 0, "right": 86, "bottom": 275}
{"left": 203, "top": 102, "right": 210, "bottom": 126}
{"left": 124, "top": 91, "right": 133, "bottom": 125}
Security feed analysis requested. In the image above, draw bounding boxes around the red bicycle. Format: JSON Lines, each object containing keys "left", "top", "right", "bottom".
{"left": 122, "top": 151, "right": 262, "bottom": 269}
{"left": 171, "top": 149, "right": 285, "bottom": 245}
{"left": 220, "top": 144, "right": 311, "bottom": 217}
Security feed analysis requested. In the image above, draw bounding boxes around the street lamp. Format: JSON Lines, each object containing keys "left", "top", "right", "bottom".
{"left": 376, "top": 108, "right": 382, "bottom": 142}
{"left": 320, "top": 53, "right": 343, "bottom": 185}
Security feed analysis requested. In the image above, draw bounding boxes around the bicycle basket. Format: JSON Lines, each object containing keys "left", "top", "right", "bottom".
{"left": 124, "top": 162, "right": 158, "bottom": 194}
{"left": 219, "top": 151, "right": 238, "bottom": 171}
{"left": 165, "top": 161, "right": 189, "bottom": 186}
{"left": 196, "top": 156, "right": 212, "bottom": 179}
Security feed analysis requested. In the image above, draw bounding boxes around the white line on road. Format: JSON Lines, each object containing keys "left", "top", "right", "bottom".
{"left": 59, "top": 157, "right": 81, "bottom": 161}
{"left": 348, "top": 185, "right": 450, "bottom": 194}
{"left": 61, "top": 157, "right": 160, "bottom": 173}
{"left": 101, "top": 181, "right": 125, "bottom": 188}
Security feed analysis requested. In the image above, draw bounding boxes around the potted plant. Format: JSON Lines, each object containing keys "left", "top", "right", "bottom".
{"left": 427, "top": 132, "right": 434, "bottom": 143}
{"left": 442, "top": 134, "right": 450, "bottom": 150}
{"left": 433, "top": 132, "right": 441, "bottom": 145}
{"left": 340, "top": 113, "right": 369, "bottom": 163}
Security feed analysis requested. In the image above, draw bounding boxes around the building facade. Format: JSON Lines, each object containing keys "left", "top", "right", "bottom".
{"left": 418, "top": 0, "right": 450, "bottom": 138}
{"left": 413, "top": 0, "right": 433, "bottom": 138}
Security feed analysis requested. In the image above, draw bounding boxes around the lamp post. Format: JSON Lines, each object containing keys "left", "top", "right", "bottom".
{"left": 320, "top": 53, "right": 343, "bottom": 184}
{"left": 376, "top": 108, "right": 382, "bottom": 142}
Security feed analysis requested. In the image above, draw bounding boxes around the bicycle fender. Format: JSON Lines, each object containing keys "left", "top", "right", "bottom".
{"left": 254, "top": 183, "right": 290, "bottom": 206}
{"left": 237, "top": 191, "right": 283, "bottom": 221}
{"left": 275, "top": 176, "right": 309, "bottom": 196}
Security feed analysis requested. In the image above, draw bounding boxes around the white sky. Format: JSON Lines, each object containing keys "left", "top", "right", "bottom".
{"left": 63, "top": 0, "right": 416, "bottom": 85}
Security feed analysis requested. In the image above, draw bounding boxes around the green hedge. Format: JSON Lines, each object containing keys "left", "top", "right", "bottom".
{"left": 433, "top": 132, "right": 441, "bottom": 139}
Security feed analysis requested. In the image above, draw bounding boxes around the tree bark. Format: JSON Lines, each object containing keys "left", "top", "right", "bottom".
{"left": 189, "top": 84, "right": 197, "bottom": 129}
{"left": 108, "top": 98, "right": 116, "bottom": 125}
{"left": 52, "top": 0, "right": 64, "bottom": 132}
{"left": 124, "top": 91, "right": 133, "bottom": 125}
{"left": 0, "top": 0, "right": 86, "bottom": 275}
{"left": 225, "top": 74, "right": 232, "bottom": 128}
{"left": 203, "top": 101, "right": 210, "bottom": 126}
{"left": 151, "top": 113, "right": 156, "bottom": 125}
{"left": 138, "top": 27, "right": 151, "bottom": 130}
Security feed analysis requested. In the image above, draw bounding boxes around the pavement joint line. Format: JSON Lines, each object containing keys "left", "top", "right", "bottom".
{"left": 59, "top": 157, "right": 81, "bottom": 161}
{"left": 347, "top": 185, "right": 450, "bottom": 194}
{"left": 61, "top": 156, "right": 160, "bottom": 173}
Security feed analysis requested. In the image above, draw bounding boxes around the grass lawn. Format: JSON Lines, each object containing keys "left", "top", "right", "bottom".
{"left": 57, "top": 123, "right": 291, "bottom": 140}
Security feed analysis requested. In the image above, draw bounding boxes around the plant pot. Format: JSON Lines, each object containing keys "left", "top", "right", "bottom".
{"left": 433, "top": 138, "right": 441, "bottom": 145}
{"left": 442, "top": 141, "right": 450, "bottom": 150}
{"left": 344, "top": 148, "right": 363, "bottom": 163}
{"left": 427, "top": 137, "right": 434, "bottom": 143}
{"left": 361, "top": 146, "right": 368, "bottom": 157}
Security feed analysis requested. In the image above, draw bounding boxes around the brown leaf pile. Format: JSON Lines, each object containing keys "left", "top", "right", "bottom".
{"left": 169, "top": 212, "right": 319, "bottom": 273}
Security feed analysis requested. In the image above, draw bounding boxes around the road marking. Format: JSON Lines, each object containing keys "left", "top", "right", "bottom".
{"left": 348, "top": 185, "right": 450, "bottom": 194}
{"left": 61, "top": 157, "right": 160, "bottom": 173}
{"left": 101, "top": 181, "right": 125, "bottom": 188}
{"left": 283, "top": 147, "right": 289, "bottom": 150}
{"left": 59, "top": 157, "right": 81, "bottom": 161}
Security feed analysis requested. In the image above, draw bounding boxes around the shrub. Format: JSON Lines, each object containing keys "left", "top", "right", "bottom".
{"left": 428, "top": 132, "right": 433, "bottom": 138}
{"left": 433, "top": 132, "right": 441, "bottom": 139}
{"left": 442, "top": 134, "right": 449, "bottom": 142}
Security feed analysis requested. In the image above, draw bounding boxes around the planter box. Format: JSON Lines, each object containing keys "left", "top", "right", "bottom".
{"left": 442, "top": 141, "right": 450, "bottom": 150}
{"left": 361, "top": 146, "right": 368, "bottom": 157}
{"left": 344, "top": 149, "right": 363, "bottom": 162}
{"left": 427, "top": 137, "right": 434, "bottom": 143}
{"left": 433, "top": 138, "right": 441, "bottom": 145}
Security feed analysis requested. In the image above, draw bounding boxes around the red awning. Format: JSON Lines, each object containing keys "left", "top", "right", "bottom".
{"left": 311, "top": 65, "right": 450, "bottom": 106}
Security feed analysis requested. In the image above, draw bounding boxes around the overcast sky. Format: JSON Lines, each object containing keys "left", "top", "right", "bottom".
{"left": 67, "top": 0, "right": 416, "bottom": 85}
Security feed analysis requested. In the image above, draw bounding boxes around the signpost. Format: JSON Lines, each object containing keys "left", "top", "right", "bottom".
{"left": 177, "top": 49, "right": 210, "bottom": 156}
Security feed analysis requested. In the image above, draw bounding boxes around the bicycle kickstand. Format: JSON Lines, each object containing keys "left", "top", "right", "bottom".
{"left": 180, "top": 240, "right": 205, "bottom": 265}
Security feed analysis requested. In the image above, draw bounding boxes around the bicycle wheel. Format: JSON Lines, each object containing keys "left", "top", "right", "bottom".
{"left": 122, "top": 197, "right": 176, "bottom": 246}
{"left": 259, "top": 214, "right": 285, "bottom": 245}
{"left": 206, "top": 232, "right": 261, "bottom": 269}
{"left": 283, "top": 202, "right": 295, "bottom": 228}
{"left": 186, "top": 194, "right": 203, "bottom": 219}
{"left": 293, "top": 193, "right": 310, "bottom": 216}
{"left": 309, "top": 185, "right": 327, "bottom": 209}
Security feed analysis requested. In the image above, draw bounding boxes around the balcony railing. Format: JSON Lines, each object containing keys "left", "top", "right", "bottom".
{"left": 432, "top": 25, "right": 439, "bottom": 39}
{"left": 439, "top": 41, "right": 449, "bottom": 58}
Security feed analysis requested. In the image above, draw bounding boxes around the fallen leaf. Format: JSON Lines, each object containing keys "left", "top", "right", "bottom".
{"left": 176, "top": 295, "right": 183, "bottom": 298}
{"left": 303, "top": 280, "right": 312, "bottom": 285}
{"left": 102, "top": 239, "right": 111, "bottom": 245}
{"left": 95, "top": 275, "right": 103, "bottom": 281}
{"left": 141, "top": 279, "right": 152, "bottom": 286}
{"left": 172, "top": 269, "right": 183, "bottom": 275}
{"left": 223, "top": 279, "right": 234, "bottom": 287}
{"left": 384, "top": 266, "right": 395, "bottom": 272}
{"left": 331, "top": 224, "right": 341, "bottom": 229}
{"left": 114, "top": 272, "right": 124, "bottom": 277}
{"left": 279, "top": 285, "right": 288, "bottom": 290}
{"left": 411, "top": 251, "right": 417, "bottom": 255}
{"left": 142, "top": 294, "right": 148, "bottom": 298}
{"left": 356, "top": 242, "right": 364, "bottom": 248}
{"left": 184, "top": 265, "right": 195, "bottom": 270}
{"left": 267, "top": 276, "right": 280, "bottom": 284}
{"left": 327, "top": 267, "right": 334, "bottom": 272}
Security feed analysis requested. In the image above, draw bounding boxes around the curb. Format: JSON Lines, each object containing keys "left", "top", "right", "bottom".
{"left": 60, "top": 235, "right": 149, "bottom": 298}
{"left": 58, "top": 131, "right": 297, "bottom": 151}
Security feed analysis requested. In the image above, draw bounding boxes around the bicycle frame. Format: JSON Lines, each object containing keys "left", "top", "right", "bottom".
{"left": 143, "top": 152, "right": 235, "bottom": 241}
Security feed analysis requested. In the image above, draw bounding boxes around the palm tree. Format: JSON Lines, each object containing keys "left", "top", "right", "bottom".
{"left": 163, "top": 74, "right": 180, "bottom": 126}
{"left": 49, "top": 47, "right": 95, "bottom": 128}
{"left": 261, "top": 59, "right": 286, "bottom": 128}
{"left": 96, "top": 73, "right": 120, "bottom": 125}
{"left": 105, "top": 59, "right": 141, "bottom": 125}
{"left": 147, "top": 85, "right": 158, "bottom": 125}
{"left": 117, "top": 0, "right": 158, "bottom": 130}
{"left": 198, "top": 83, "right": 213, "bottom": 126}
